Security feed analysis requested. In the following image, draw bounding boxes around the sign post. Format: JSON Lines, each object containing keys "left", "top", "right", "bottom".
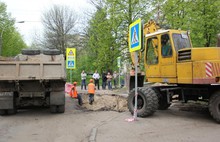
{"left": 66, "top": 48, "right": 76, "bottom": 83}
{"left": 127, "top": 18, "right": 143, "bottom": 121}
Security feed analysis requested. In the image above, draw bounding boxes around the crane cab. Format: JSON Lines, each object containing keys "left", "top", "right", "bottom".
{"left": 144, "top": 30, "right": 192, "bottom": 83}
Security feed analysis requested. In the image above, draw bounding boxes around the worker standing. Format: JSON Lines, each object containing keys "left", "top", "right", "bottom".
{"left": 81, "top": 70, "right": 87, "bottom": 90}
{"left": 69, "top": 82, "right": 83, "bottom": 106}
{"left": 88, "top": 79, "right": 96, "bottom": 105}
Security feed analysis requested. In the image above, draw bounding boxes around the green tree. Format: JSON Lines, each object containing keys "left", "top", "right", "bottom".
{"left": 87, "top": 0, "right": 153, "bottom": 72}
{"left": 189, "top": 0, "right": 220, "bottom": 47}
{"left": 87, "top": 6, "right": 115, "bottom": 72}
{"left": 0, "top": 2, "right": 27, "bottom": 57}
{"left": 161, "top": 0, "right": 220, "bottom": 47}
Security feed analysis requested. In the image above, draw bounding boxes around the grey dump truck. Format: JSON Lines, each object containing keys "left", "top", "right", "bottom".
{"left": 0, "top": 49, "right": 66, "bottom": 115}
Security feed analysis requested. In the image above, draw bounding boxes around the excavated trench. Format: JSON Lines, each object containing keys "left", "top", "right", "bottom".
{"left": 80, "top": 93, "right": 128, "bottom": 112}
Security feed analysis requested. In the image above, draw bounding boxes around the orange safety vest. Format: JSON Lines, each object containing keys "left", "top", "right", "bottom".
{"left": 88, "top": 83, "right": 95, "bottom": 94}
{"left": 70, "top": 86, "right": 78, "bottom": 98}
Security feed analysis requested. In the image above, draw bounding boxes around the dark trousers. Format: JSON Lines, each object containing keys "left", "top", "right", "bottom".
{"left": 89, "top": 94, "right": 94, "bottom": 104}
{"left": 113, "top": 79, "right": 117, "bottom": 88}
{"left": 102, "top": 81, "right": 106, "bottom": 89}
{"left": 107, "top": 81, "right": 112, "bottom": 90}
{"left": 81, "top": 79, "right": 86, "bottom": 90}
{"left": 77, "top": 94, "right": 82, "bottom": 106}
{"left": 94, "top": 79, "right": 99, "bottom": 90}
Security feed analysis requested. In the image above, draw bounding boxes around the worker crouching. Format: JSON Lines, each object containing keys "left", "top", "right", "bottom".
{"left": 69, "top": 82, "right": 83, "bottom": 106}
{"left": 88, "top": 79, "right": 96, "bottom": 105}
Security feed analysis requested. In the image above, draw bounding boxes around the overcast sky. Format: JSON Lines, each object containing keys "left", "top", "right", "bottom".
{"left": 3, "top": 0, "right": 94, "bottom": 45}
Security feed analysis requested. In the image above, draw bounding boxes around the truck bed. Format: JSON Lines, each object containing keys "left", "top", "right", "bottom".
{"left": 0, "top": 54, "right": 66, "bottom": 81}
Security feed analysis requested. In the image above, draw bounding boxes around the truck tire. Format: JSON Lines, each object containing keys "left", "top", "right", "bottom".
{"left": 209, "top": 92, "right": 220, "bottom": 123}
{"left": 7, "top": 109, "right": 16, "bottom": 115}
{"left": 7, "top": 108, "right": 17, "bottom": 115}
{"left": 21, "top": 49, "right": 40, "bottom": 55}
{"left": 57, "top": 105, "right": 65, "bottom": 113}
{"left": 43, "top": 49, "right": 61, "bottom": 55}
{"left": 50, "top": 105, "right": 57, "bottom": 113}
{"left": 128, "top": 87, "right": 158, "bottom": 117}
{"left": 0, "top": 109, "right": 6, "bottom": 115}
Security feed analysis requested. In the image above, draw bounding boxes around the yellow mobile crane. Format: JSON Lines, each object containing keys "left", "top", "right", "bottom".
{"left": 128, "top": 20, "right": 220, "bottom": 123}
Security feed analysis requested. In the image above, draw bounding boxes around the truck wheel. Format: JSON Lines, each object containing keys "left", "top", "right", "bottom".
{"left": 128, "top": 87, "right": 158, "bottom": 117}
{"left": 7, "top": 108, "right": 17, "bottom": 115}
{"left": 21, "top": 49, "right": 40, "bottom": 55}
{"left": 57, "top": 105, "right": 65, "bottom": 113}
{"left": 43, "top": 49, "right": 61, "bottom": 55}
{"left": 50, "top": 105, "right": 57, "bottom": 113}
{"left": 209, "top": 92, "right": 220, "bottom": 123}
{"left": 0, "top": 109, "right": 6, "bottom": 115}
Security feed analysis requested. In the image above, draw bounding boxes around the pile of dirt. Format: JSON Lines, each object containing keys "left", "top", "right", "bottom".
{"left": 81, "top": 94, "right": 128, "bottom": 112}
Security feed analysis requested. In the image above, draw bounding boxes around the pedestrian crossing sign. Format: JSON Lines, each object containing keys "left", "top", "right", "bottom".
{"left": 66, "top": 48, "right": 76, "bottom": 69}
{"left": 129, "top": 18, "right": 142, "bottom": 52}
{"left": 68, "top": 61, "right": 75, "bottom": 67}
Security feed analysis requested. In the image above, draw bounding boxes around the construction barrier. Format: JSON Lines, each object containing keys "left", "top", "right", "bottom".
{"left": 65, "top": 82, "right": 73, "bottom": 94}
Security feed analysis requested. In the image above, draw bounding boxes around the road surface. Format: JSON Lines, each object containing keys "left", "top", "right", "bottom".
{"left": 0, "top": 89, "right": 220, "bottom": 142}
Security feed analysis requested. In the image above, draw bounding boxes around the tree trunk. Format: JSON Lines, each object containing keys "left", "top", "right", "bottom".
{"left": 217, "top": 34, "right": 220, "bottom": 47}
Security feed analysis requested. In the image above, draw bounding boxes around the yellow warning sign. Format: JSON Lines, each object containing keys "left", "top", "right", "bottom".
{"left": 66, "top": 48, "right": 76, "bottom": 69}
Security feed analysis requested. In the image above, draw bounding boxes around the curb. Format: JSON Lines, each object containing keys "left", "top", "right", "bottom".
{"left": 89, "top": 127, "right": 97, "bottom": 142}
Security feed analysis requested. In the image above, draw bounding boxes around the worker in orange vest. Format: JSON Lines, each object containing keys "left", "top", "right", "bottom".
{"left": 69, "top": 82, "right": 82, "bottom": 106}
{"left": 88, "top": 79, "right": 96, "bottom": 105}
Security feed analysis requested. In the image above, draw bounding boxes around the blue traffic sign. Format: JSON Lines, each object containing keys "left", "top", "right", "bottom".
{"left": 131, "top": 24, "right": 139, "bottom": 48}
{"left": 129, "top": 18, "right": 142, "bottom": 52}
{"left": 68, "top": 61, "right": 75, "bottom": 67}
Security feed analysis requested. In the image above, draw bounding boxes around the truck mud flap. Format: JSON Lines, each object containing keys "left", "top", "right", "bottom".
{"left": 0, "top": 92, "right": 14, "bottom": 109}
{"left": 50, "top": 91, "right": 65, "bottom": 105}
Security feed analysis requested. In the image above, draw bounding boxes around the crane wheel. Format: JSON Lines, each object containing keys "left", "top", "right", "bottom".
{"left": 209, "top": 92, "right": 220, "bottom": 123}
{"left": 128, "top": 87, "right": 158, "bottom": 117}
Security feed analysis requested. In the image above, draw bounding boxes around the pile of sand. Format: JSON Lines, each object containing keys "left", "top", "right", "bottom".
{"left": 81, "top": 94, "right": 128, "bottom": 112}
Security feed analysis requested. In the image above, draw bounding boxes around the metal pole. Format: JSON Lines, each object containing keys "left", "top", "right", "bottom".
{"left": 119, "top": 67, "right": 120, "bottom": 88}
{"left": 70, "top": 69, "right": 73, "bottom": 83}
{"left": 0, "top": 37, "right": 2, "bottom": 56}
{"left": 133, "top": 51, "right": 138, "bottom": 120}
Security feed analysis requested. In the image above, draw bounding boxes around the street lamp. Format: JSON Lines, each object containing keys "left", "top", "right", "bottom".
{"left": 0, "top": 21, "right": 24, "bottom": 56}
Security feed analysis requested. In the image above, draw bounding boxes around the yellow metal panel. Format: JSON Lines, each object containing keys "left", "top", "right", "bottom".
{"left": 145, "top": 64, "right": 160, "bottom": 77}
{"left": 193, "top": 61, "right": 206, "bottom": 78}
{"left": 192, "top": 61, "right": 219, "bottom": 84}
{"left": 147, "top": 77, "right": 161, "bottom": 83}
{"left": 209, "top": 61, "right": 220, "bottom": 77}
{"left": 147, "top": 77, "right": 177, "bottom": 83}
{"left": 193, "top": 60, "right": 220, "bottom": 78}
{"left": 177, "top": 62, "right": 192, "bottom": 83}
{"left": 191, "top": 48, "right": 220, "bottom": 61}
{"left": 161, "top": 64, "right": 176, "bottom": 77}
